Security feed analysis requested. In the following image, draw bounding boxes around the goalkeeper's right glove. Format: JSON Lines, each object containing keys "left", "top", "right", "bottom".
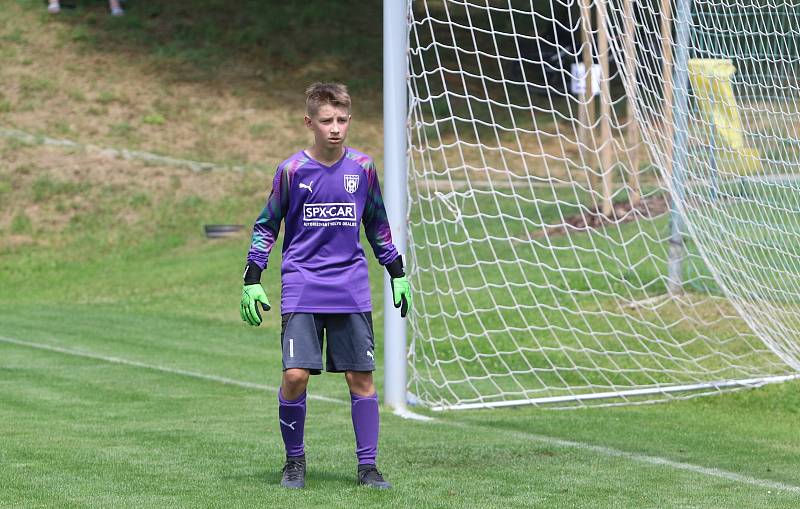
{"left": 241, "top": 284, "right": 270, "bottom": 326}
{"left": 241, "top": 261, "right": 270, "bottom": 326}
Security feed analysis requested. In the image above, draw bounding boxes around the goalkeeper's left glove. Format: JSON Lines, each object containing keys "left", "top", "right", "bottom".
{"left": 386, "top": 255, "right": 411, "bottom": 318}
{"left": 391, "top": 276, "right": 411, "bottom": 318}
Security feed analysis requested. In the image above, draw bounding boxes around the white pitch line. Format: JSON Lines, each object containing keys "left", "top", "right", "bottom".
{"left": 2, "top": 334, "right": 799, "bottom": 494}
{"left": 443, "top": 420, "right": 800, "bottom": 494}
{"left": 0, "top": 335, "right": 344, "bottom": 404}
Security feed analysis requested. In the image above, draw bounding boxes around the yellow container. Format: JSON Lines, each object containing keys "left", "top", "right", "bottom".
{"left": 688, "top": 58, "right": 761, "bottom": 173}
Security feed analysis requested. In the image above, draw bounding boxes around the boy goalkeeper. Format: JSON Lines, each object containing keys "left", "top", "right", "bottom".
{"left": 239, "top": 82, "right": 411, "bottom": 489}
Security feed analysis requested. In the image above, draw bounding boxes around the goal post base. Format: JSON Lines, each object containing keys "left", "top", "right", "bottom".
{"left": 429, "top": 375, "right": 800, "bottom": 411}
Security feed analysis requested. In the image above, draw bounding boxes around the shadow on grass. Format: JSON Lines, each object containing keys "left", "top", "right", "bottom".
{"left": 29, "top": 0, "right": 383, "bottom": 98}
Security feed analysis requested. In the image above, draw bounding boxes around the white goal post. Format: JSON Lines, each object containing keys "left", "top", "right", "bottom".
{"left": 385, "top": 0, "right": 800, "bottom": 410}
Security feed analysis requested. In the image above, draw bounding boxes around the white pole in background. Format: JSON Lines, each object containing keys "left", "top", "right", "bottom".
{"left": 383, "top": 0, "right": 409, "bottom": 410}
{"left": 667, "top": 0, "right": 692, "bottom": 295}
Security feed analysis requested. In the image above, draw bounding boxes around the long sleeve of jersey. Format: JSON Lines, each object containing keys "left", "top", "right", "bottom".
{"left": 246, "top": 166, "right": 289, "bottom": 270}
{"left": 362, "top": 162, "right": 399, "bottom": 267}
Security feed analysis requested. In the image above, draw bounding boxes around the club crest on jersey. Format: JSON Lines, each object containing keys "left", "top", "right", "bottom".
{"left": 344, "top": 174, "right": 360, "bottom": 194}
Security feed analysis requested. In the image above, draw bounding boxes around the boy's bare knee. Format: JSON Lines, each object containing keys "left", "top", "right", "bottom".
{"left": 345, "top": 371, "right": 375, "bottom": 396}
{"left": 282, "top": 369, "right": 310, "bottom": 400}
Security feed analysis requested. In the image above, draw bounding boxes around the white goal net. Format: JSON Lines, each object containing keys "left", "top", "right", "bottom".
{"left": 406, "top": 0, "right": 800, "bottom": 409}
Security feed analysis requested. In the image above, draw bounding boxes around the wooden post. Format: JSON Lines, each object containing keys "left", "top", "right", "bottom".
{"left": 597, "top": 0, "right": 613, "bottom": 217}
{"left": 661, "top": 0, "right": 675, "bottom": 179}
{"left": 623, "top": 0, "right": 642, "bottom": 206}
{"left": 578, "top": 0, "right": 597, "bottom": 195}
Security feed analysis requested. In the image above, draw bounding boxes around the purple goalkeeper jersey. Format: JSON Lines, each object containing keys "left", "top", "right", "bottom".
{"left": 246, "top": 148, "right": 399, "bottom": 313}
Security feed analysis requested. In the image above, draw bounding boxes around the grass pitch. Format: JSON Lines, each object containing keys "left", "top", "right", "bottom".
{"left": 2, "top": 1, "right": 800, "bottom": 507}
{"left": 1, "top": 186, "right": 800, "bottom": 507}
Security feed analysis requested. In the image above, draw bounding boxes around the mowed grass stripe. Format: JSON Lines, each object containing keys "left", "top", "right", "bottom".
{"left": 443, "top": 421, "right": 800, "bottom": 495}
{"left": 4, "top": 333, "right": 799, "bottom": 498}
{"left": 0, "top": 335, "right": 345, "bottom": 405}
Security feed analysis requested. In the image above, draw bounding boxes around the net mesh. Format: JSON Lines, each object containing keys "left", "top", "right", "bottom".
{"left": 406, "top": 0, "right": 800, "bottom": 409}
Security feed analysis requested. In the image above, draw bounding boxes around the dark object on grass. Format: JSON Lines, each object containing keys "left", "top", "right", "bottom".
{"left": 45, "top": 0, "right": 76, "bottom": 8}
{"left": 204, "top": 224, "right": 245, "bottom": 239}
{"left": 44, "top": 1, "right": 130, "bottom": 9}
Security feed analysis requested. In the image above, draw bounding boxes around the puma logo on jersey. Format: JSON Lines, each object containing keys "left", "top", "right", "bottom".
{"left": 299, "top": 181, "right": 313, "bottom": 192}
{"left": 366, "top": 350, "right": 374, "bottom": 360}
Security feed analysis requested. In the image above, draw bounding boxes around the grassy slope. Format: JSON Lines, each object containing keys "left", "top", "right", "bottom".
{"left": 1, "top": 1, "right": 800, "bottom": 508}
{"left": 0, "top": 0, "right": 384, "bottom": 168}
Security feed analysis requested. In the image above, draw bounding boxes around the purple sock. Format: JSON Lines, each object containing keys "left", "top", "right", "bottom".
{"left": 350, "top": 392, "right": 380, "bottom": 465}
{"left": 278, "top": 389, "right": 306, "bottom": 458}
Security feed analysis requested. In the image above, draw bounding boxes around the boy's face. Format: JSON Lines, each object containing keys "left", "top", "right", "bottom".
{"left": 305, "top": 104, "right": 351, "bottom": 151}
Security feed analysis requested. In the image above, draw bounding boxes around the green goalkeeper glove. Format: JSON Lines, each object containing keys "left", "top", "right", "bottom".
{"left": 391, "top": 276, "right": 411, "bottom": 318}
{"left": 241, "top": 284, "right": 271, "bottom": 326}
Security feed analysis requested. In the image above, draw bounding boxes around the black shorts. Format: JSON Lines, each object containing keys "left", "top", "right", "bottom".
{"left": 280, "top": 312, "right": 376, "bottom": 375}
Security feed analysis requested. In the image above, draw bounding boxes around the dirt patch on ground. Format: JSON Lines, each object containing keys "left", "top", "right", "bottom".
{"left": 533, "top": 193, "right": 670, "bottom": 239}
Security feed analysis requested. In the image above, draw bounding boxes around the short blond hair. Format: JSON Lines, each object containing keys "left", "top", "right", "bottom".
{"left": 305, "top": 82, "right": 351, "bottom": 116}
